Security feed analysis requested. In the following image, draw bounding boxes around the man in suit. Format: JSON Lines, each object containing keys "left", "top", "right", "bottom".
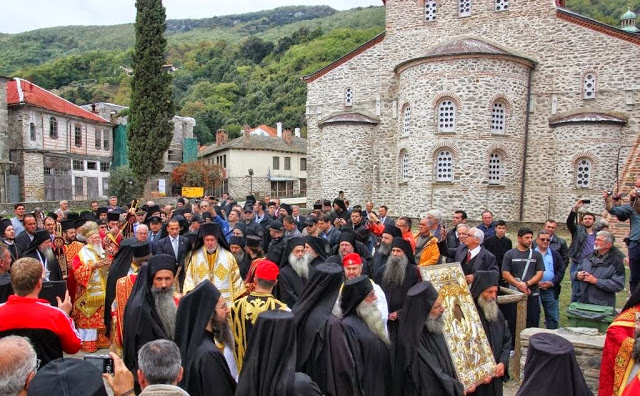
{"left": 153, "top": 218, "right": 190, "bottom": 289}
{"left": 15, "top": 214, "right": 38, "bottom": 255}
{"left": 378, "top": 205, "right": 394, "bottom": 226}
{"left": 440, "top": 227, "right": 498, "bottom": 284}
{"left": 291, "top": 205, "right": 305, "bottom": 232}
{"left": 147, "top": 216, "right": 163, "bottom": 246}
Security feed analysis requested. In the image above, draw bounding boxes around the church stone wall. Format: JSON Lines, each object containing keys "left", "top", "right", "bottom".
{"left": 306, "top": 0, "right": 639, "bottom": 222}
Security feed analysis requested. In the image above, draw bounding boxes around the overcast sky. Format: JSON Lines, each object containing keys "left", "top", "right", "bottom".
{"left": 1, "top": 0, "right": 382, "bottom": 34}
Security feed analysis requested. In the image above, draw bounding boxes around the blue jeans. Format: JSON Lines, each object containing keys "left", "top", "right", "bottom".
{"left": 570, "top": 260, "right": 580, "bottom": 302}
{"left": 540, "top": 289, "right": 559, "bottom": 329}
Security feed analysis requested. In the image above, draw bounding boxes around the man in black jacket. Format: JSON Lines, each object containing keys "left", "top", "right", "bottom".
{"left": 534, "top": 230, "right": 565, "bottom": 329}
{"left": 483, "top": 220, "right": 512, "bottom": 285}
{"left": 567, "top": 200, "right": 596, "bottom": 302}
{"left": 445, "top": 210, "right": 467, "bottom": 251}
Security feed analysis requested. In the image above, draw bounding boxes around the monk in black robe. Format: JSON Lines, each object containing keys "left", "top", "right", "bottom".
{"left": 175, "top": 279, "right": 236, "bottom": 396}
{"left": 122, "top": 254, "right": 177, "bottom": 376}
{"left": 304, "top": 235, "right": 331, "bottom": 268}
{"left": 469, "top": 271, "right": 511, "bottom": 396}
{"left": 103, "top": 238, "right": 137, "bottom": 338}
{"left": 293, "top": 262, "right": 359, "bottom": 396}
{"left": 393, "top": 281, "right": 465, "bottom": 396}
{"left": 276, "top": 237, "right": 309, "bottom": 307}
{"left": 236, "top": 310, "right": 321, "bottom": 396}
{"left": 374, "top": 237, "right": 420, "bottom": 349}
{"left": 339, "top": 275, "right": 391, "bottom": 396}
{"left": 371, "top": 225, "right": 402, "bottom": 277}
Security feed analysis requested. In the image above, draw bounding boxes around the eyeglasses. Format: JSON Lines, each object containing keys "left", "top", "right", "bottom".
{"left": 34, "top": 358, "right": 41, "bottom": 371}
{"left": 538, "top": 238, "right": 551, "bottom": 242}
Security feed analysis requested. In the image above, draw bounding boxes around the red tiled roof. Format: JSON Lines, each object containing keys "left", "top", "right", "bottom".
{"left": 6, "top": 78, "right": 111, "bottom": 124}
{"left": 251, "top": 124, "right": 278, "bottom": 137}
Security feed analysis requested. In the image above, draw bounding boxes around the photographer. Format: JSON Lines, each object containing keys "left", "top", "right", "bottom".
{"left": 605, "top": 180, "right": 640, "bottom": 292}
{"left": 567, "top": 200, "right": 597, "bottom": 302}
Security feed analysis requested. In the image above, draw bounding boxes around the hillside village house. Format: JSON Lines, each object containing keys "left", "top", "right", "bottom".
{"left": 304, "top": 0, "right": 640, "bottom": 223}
{"left": 199, "top": 124, "right": 307, "bottom": 199}
{"left": 6, "top": 78, "right": 114, "bottom": 201}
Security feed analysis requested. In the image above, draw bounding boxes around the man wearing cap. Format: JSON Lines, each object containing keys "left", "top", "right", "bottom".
{"left": 229, "top": 235, "right": 251, "bottom": 279}
{"left": 374, "top": 237, "right": 420, "bottom": 347}
{"left": 103, "top": 211, "right": 123, "bottom": 246}
{"left": 147, "top": 215, "right": 163, "bottom": 245}
{"left": 0, "top": 218, "right": 19, "bottom": 263}
{"left": 21, "top": 229, "right": 61, "bottom": 281}
{"left": 133, "top": 208, "right": 147, "bottom": 234}
{"left": 242, "top": 235, "right": 266, "bottom": 293}
{"left": 183, "top": 222, "right": 245, "bottom": 301}
{"left": 469, "top": 271, "right": 511, "bottom": 396}
{"left": 230, "top": 259, "right": 288, "bottom": 372}
{"left": 276, "top": 237, "right": 310, "bottom": 307}
{"left": 337, "top": 275, "right": 391, "bottom": 396}
{"left": 123, "top": 254, "right": 179, "bottom": 377}
{"left": 302, "top": 217, "right": 319, "bottom": 237}
{"left": 109, "top": 242, "right": 152, "bottom": 355}
{"left": 71, "top": 221, "right": 112, "bottom": 352}
{"left": 267, "top": 220, "right": 287, "bottom": 265}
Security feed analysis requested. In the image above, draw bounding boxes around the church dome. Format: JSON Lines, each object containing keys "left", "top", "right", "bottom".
{"left": 621, "top": 9, "right": 637, "bottom": 21}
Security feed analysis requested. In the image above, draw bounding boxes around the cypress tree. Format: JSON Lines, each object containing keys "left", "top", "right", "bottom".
{"left": 128, "top": 0, "right": 174, "bottom": 187}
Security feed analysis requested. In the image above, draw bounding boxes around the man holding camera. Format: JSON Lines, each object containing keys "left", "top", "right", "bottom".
{"left": 567, "top": 200, "right": 597, "bottom": 302}
{"left": 605, "top": 180, "right": 640, "bottom": 292}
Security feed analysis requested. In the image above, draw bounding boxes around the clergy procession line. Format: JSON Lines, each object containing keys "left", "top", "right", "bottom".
{"left": 0, "top": 190, "right": 639, "bottom": 396}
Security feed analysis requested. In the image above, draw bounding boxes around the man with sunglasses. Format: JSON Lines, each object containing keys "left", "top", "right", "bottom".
{"left": 534, "top": 230, "right": 565, "bottom": 329}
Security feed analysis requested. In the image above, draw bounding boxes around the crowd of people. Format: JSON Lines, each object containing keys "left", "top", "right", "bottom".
{"left": 0, "top": 186, "right": 639, "bottom": 396}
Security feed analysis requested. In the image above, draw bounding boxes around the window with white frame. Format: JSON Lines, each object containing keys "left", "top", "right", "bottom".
{"left": 400, "top": 150, "right": 410, "bottom": 182}
{"left": 95, "top": 129, "right": 101, "bottom": 149}
{"left": 576, "top": 158, "right": 592, "bottom": 188}
{"left": 403, "top": 105, "right": 411, "bottom": 136}
{"left": 425, "top": 0, "right": 437, "bottom": 21}
{"left": 459, "top": 0, "right": 471, "bottom": 16}
{"left": 49, "top": 117, "right": 58, "bottom": 139}
{"left": 345, "top": 88, "right": 353, "bottom": 107}
{"left": 438, "top": 99, "right": 457, "bottom": 132}
{"left": 488, "top": 152, "right": 502, "bottom": 184}
{"left": 495, "top": 0, "right": 508, "bottom": 11}
{"left": 491, "top": 101, "right": 506, "bottom": 133}
{"left": 435, "top": 149, "right": 454, "bottom": 182}
{"left": 583, "top": 72, "right": 596, "bottom": 100}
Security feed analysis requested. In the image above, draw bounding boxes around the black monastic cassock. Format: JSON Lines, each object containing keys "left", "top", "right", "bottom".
{"left": 276, "top": 237, "right": 308, "bottom": 307}
{"left": 340, "top": 276, "right": 391, "bottom": 396}
{"left": 469, "top": 271, "right": 511, "bottom": 396}
{"left": 22, "top": 230, "right": 62, "bottom": 281}
{"left": 374, "top": 237, "right": 420, "bottom": 349}
{"left": 122, "top": 254, "right": 176, "bottom": 374}
{"left": 393, "top": 281, "right": 464, "bottom": 396}
{"left": 292, "top": 262, "right": 359, "bottom": 396}
{"left": 103, "top": 239, "right": 135, "bottom": 337}
{"left": 175, "top": 279, "right": 235, "bottom": 396}
{"left": 236, "top": 310, "right": 320, "bottom": 396}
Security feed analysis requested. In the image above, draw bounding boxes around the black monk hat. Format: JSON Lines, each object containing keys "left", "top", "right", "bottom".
{"left": 106, "top": 211, "right": 120, "bottom": 222}
{"left": 229, "top": 236, "right": 246, "bottom": 248}
{"left": 340, "top": 275, "right": 373, "bottom": 318}
{"left": 132, "top": 242, "right": 150, "bottom": 258}
{"left": 28, "top": 358, "right": 108, "bottom": 396}
{"left": 383, "top": 224, "right": 402, "bottom": 239}
{"left": 246, "top": 235, "right": 261, "bottom": 248}
{"left": 391, "top": 237, "right": 415, "bottom": 265}
{"left": 60, "top": 220, "right": 76, "bottom": 231}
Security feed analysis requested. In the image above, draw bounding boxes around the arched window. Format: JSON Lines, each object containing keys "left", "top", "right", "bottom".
{"left": 49, "top": 116, "right": 58, "bottom": 139}
{"left": 29, "top": 123, "right": 36, "bottom": 141}
{"left": 435, "top": 149, "right": 454, "bottom": 182}
{"left": 491, "top": 100, "right": 506, "bottom": 133}
{"left": 459, "top": 0, "right": 471, "bottom": 17}
{"left": 576, "top": 158, "right": 592, "bottom": 188}
{"left": 437, "top": 99, "right": 457, "bottom": 133}
{"left": 495, "top": 0, "right": 508, "bottom": 11}
{"left": 425, "top": 0, "right": 437, "bottom": 21}
{"left": 488, "top": 152, "right": 502, "bottom": 184}
{"left": 583, "top": 72, "right": 596, "bottom": 100}
{"left": 400, "top": 150, "right": 410, "bottom": 182}
{"left": 345, "top": 88, "right": 353, "bottom": 107}
{"left": 403, "top": 105, "right": 411, "bottom": 136}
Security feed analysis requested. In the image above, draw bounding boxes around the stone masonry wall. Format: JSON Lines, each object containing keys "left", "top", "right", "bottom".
{"left": 20, "top": 152, "right": 45, "bottom": 201}
{"left": 306, "top": 0, "right": 639, "bottom": 223}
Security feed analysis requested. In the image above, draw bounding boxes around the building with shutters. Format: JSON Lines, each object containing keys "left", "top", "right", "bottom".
{"left": 304, "top": 0, "right": 640, "bottom": 222}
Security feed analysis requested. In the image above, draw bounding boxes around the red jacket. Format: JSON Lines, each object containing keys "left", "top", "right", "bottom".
{"left": 0, "top": 295, "right": 81, "bottom": 355}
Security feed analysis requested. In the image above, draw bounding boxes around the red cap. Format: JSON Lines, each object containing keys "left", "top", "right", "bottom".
{"left": 255, "top": 260, "right": 279, "bottom": 281}
{"left": 342, "top": 253, "right": 362, "bottom": 267}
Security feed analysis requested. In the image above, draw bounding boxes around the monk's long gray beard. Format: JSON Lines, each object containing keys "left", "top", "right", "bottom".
{"left": 478, "top": 294, "right": 499, "bottom": 322}
{"left": 152, "top": 286, "right": 177, "bottom": 339}
{"left": 356, "top": 300, "right": 390, "bottom": 347}
{"left": 41, "top": 247, "right": 56, "bottom": 262}
{"left": 426, "top": 312, "right": 444, "bottom": 334}
{"left": 232, "top": 252, "right": 245, "bottom": 266}
{"left": 289, "top": 252, "right": 310, "bottom": 279}
{"left": 382, "top": 254, "right": 408, "bottom": 288}
{"left": 377, "top": 241, "right": 391, "bottom": 256}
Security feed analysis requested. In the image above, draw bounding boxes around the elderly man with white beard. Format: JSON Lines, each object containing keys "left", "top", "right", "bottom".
{"left": 373, "top": 237, "right": 420, "bottom": 349}
{"left": 21, "top": 229, "right": 61, "bottom": 281}
{"left": 469, "top": 271, "right": 511, "bottom": 396}
{"left": 276, "top": 237, "right": 311, "bottom": 307}
{"left": 338, "top": 275, "right": 391, "bottom": 396}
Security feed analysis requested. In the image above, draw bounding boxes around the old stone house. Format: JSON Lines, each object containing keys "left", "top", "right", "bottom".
{"left": 6, "top": 78, "right": 114, "bottom": 202}
{"left": 199, "top": 126, "right": 307, "bottom": 199}
{"left": 304, "top": 0, "right": 640, "bottom": 223}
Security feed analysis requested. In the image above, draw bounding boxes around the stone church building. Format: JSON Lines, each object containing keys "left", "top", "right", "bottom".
{"left": 304, "top": 0, "right": 640, "bottom": 223}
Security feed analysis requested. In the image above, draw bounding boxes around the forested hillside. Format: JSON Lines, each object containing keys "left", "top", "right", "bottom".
{"left": 1, "top": 2, "right": 635, "bottom": 143}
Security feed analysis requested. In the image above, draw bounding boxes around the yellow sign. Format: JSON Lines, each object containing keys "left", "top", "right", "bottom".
{"left": 181, "top": 187, "right": 204, "bottom": 198}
